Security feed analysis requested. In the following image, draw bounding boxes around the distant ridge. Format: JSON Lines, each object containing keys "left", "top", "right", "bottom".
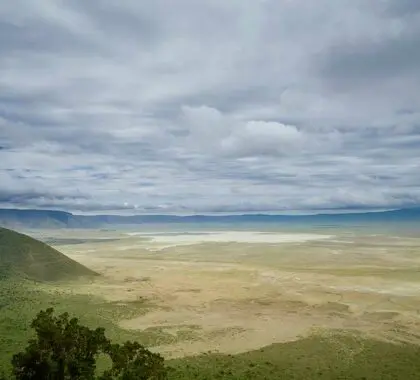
{"left": 0, "top": 227, "right": 98, "bottom": 282}
{"left": 0, "top": 207, "right": 419, "bottom": 229}
{"left": 0, "top": 208, "right": 73, "bottom": 228}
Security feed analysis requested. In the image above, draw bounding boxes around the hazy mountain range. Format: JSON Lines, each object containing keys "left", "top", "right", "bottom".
{"left": 0, "top": 207, "right": 419, "bottom": 229}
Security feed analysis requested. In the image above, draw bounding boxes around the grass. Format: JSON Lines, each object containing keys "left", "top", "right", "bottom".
{"left": 168, "top": 332, "right": 420, "bottom": 379}
{"left": 2, "top": 279, "right": 420, "bottom": 379}
{"left": 0, "top": 278, "right": 185, "bottom": 371}
{"left": 0, "top": 227, "right": 98, "bottom": 282}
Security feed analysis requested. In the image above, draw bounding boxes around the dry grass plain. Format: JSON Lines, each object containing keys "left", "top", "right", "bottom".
{"left": 30, "top": 226, "right": 420, "bottom": 358}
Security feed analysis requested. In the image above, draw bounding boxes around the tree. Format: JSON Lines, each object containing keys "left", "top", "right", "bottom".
{"left": 10, "top": 308, "right": 167, "bottom": 380}
{"left": 100, "top": 341, "right": 167, "bottom": 380}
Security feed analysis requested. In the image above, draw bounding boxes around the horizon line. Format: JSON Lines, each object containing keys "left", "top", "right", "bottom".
{"left": 0, "top": 206, "right": 412, "bottom": 217}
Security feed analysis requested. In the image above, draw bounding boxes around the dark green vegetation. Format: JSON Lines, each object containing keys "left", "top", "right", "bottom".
{"left": 169, "top": 334, "right": 420, "bottom": 379}
{"left": 0, "top": 228, "right": 98, "bottom": 282}
{"left": 6, "top": 308, "right": 166, "bottom": 380}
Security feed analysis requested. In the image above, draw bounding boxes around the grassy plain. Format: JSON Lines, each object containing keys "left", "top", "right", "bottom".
{"left": 169, "top": 333, "right": 420, "bottom": 379}
{"left": 2, "top": 226, "right": 420, "bottom": 378}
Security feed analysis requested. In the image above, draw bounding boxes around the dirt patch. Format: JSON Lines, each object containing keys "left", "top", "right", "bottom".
{"left": 362, "top": 311, "right": 401, "bottom": 322}
{"left": 54, "top": 229, "right": 420, "bottom": 358}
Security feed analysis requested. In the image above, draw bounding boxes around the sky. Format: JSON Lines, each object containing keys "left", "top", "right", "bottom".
{"left": 1, "top": 0, "right": 420, "bottom": 214}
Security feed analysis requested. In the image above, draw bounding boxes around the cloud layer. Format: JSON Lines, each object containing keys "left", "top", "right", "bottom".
{"left": 1, "top": 0, "right": 419, "bottom": 213}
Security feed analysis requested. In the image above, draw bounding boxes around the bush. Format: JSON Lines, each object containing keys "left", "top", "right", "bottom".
{"left": 8, "top": 308, "right": 167, "bottom": 380}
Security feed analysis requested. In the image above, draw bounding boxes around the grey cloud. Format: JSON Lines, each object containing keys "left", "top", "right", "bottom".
{"left": 320, "top": 27, "right": 420, "bottom": 88}
{"left": 0, "top": 19, "right": 93, "bottom": 55}
{"left": 382, "top": 0, "right": 420, "bottom": 16}
{"left": 0, "top": 0, "right": 419, "bottom": 213}
{"left": 71, "top": 0, "right": 164, "bottom": 47}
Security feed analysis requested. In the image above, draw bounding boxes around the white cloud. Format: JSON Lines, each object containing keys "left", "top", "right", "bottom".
{"left": 222, "top": 121, "right": 304, "bottom": 157}
{"left": 181, "top": 105, "right": 343, "bottom": 158}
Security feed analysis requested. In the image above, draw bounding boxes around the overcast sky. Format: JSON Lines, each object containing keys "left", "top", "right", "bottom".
{"left": 1, "top": 0, "right": 420, "bottom": 214}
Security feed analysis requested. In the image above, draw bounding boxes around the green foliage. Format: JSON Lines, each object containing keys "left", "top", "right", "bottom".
{"left": 12, "top": 308, "right": 107, "bottom": 380}
{"left": 100, "top": 342, "right": 166, "bottom": 380}
{"left": 8, "top": 308, "right": 167, "bottom": 380}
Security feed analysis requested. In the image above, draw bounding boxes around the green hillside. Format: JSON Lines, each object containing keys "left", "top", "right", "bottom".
{"left": 0, "top": 227, "right": 98, "bottom": 282}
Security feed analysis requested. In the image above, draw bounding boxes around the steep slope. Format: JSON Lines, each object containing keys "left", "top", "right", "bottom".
{"left": 0, "top": 227, "right": 98, "bottom": 282}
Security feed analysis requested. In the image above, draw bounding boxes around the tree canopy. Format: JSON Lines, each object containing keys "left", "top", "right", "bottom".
{"left": 9, "top": 308, "right": 167, "bottom": 380}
